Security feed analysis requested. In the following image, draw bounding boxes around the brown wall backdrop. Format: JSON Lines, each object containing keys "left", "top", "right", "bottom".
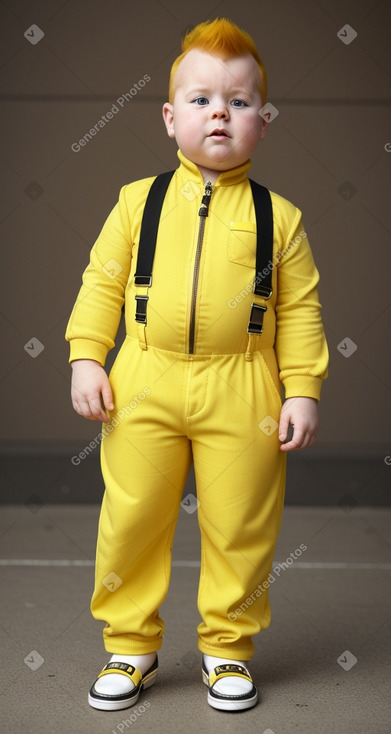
{"left": 1, "top": 0, "right": 390, "bottom": 503}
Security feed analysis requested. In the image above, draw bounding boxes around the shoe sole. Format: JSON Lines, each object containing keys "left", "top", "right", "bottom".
{"left": 88, "top": 667, "right": 157, "bottom": 711}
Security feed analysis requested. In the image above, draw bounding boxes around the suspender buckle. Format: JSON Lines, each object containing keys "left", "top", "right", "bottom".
{"left": 254, "top": 284, "right": 272, "bottom": 299}
{"left": 247, "top": 303, "right": 267, "bottom": 334}
{"left": 134, "top": 275, "right": 152, "bottom": 287}
{"left": 135, "top": 275, "right": 152, "bottom": 324}
{"left": 135, "top": 295, "right": 148, "bottom": 324}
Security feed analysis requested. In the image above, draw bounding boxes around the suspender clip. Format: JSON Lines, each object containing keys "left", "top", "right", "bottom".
{"left": 134, "top": 275, "right": 152, "bottom": 287}
{"left": 247, "top": 303, "right": 267, "bottom": 335}
{"left": 254, "top": 284, "right": 272, "bottom": 299}
{"left": 135, "top": 295, "right": 148, "bottom": 324}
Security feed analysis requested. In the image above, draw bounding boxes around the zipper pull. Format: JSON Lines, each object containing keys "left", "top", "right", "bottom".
{"left": 198, "top": 181, "right": 212, "bottom": 216}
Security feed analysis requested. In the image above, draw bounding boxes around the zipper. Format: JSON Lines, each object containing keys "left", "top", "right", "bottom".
{"left": 188, "top": 181, "right": 213, "bottom": 354}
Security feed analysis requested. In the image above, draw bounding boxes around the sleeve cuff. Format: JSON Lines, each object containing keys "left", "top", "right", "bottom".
{"left": 283, "top": 374, "right": 324, "bottom": 401}
{"left": 68, "top": 338, "right": 110, "bottom": 367}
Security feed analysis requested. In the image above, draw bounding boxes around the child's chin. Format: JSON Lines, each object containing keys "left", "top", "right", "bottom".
{"left": 209, "top": 152, "right": 233, "bottom": 167}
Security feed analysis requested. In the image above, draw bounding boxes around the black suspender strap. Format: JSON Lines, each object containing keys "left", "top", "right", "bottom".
{"left": 134, "top": 170, "right": 175, "bottom": 324}
{"left": 134, "top": 172, "right": 274, "bottom": 340}
{"left": 247, "top": 179, "right": 274, "bottom": 335}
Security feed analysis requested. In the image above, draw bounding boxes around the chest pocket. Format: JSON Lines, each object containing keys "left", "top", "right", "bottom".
{"left": 228, "top": 221, "right": 257, "bottom": 268}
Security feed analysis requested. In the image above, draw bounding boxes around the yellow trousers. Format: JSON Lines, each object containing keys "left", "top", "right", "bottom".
{"left": 90, "top": 335, "right": 286, "bottom": 660}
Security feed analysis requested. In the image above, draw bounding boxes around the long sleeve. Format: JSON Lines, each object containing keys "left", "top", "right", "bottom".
{"left": 65, "top": 184, "right": 132, "bottom": 366}
{"left": 274, "top": 208, "right": 329, "bottom": 401}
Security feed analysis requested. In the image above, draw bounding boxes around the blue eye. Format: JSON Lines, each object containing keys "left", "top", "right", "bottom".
{"left": 231, "top": 99, "right": 247, "bottom": 107}
{"left": 193, "top": 97, "right": 209, "bottom": 105}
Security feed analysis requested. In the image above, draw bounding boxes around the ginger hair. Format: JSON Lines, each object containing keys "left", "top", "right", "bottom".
{"left": 168, "top": 17, "right": 267, "bottom": 105}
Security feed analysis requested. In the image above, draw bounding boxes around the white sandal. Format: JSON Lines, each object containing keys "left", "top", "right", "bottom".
{"left": 202, "top": 657, "right": 258, "bottom": 711}
{"left": 88, "top": 656, "right": 158, "bottom": 711}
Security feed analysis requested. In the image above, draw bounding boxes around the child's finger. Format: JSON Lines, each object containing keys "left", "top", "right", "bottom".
{"left": 101, "top": 383, "right": 114, "bottom": 412}
{"left": 75, "top": 398, "right": 93, "bottom": 417}
{"left": 278, "top": 412, "right": 290, "bottom": 442}
{"left": 87, "top": 396, "right": 109, "bottom": 422}
{"left": 280, "top": 428, "right": 307, "bottom": 452}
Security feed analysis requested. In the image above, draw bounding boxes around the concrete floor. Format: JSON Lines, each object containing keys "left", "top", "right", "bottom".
{"left": 0, "top": 504, "right": 390, "bottom": 734}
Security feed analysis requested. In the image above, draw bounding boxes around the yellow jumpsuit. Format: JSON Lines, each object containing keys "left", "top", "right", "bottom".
{"left": 65, "top": 149, "right": 329, "bottom": 660}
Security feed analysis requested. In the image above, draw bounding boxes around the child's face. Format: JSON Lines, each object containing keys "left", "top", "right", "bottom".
{"left": 163, "top": 49, "right": 269, "bottom": 181}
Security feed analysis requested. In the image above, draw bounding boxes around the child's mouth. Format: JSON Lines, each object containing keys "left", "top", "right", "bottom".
{"left": 209, "top": 129, "right": 229, "bottom": 137}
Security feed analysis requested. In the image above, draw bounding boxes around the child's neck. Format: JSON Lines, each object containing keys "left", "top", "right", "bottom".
{"left": 197, "top": 164, "right": 221, "bottom": 186}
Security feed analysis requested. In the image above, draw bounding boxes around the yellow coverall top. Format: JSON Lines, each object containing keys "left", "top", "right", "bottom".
{"left": 65, "top": 149, "right": 329, "bottom": 401}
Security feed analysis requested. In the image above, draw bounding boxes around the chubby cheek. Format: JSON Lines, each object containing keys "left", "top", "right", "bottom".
{"left": 238, "top": 115, "right": 263, "bottom": 144}
{"left": 174, "top": 113, "right": 201, "bottom": 149}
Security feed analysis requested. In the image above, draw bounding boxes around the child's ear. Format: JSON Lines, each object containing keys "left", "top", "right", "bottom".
{"left": 259, "top": 116, "right": 269, "bottom": 141}
{"left": 162, "top": 103, "right": 175, "bottom": 139}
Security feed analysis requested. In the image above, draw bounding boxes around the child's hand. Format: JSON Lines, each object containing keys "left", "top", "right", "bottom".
{"left": 278, "top": 397, "right": 319, "bottom": 452}
{"left": 70, "top": 359, "right": 114, "bottom": 423}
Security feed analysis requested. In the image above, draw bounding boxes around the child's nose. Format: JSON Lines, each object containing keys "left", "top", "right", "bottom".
{"left": 211, "top": 102, "right": 230, "bottom": 119}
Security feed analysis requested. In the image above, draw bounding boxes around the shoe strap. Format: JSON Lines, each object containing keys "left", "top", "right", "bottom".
{"left": 97, "top": 662, "right": 142, "bottom": 686}
{"left": 209, "top": 663, "right": 252, "bottom": 687}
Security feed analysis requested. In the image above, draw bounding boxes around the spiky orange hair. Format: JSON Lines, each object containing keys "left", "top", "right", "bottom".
{"left": 168, "top": 18, "right": 267, "bottom": 105}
